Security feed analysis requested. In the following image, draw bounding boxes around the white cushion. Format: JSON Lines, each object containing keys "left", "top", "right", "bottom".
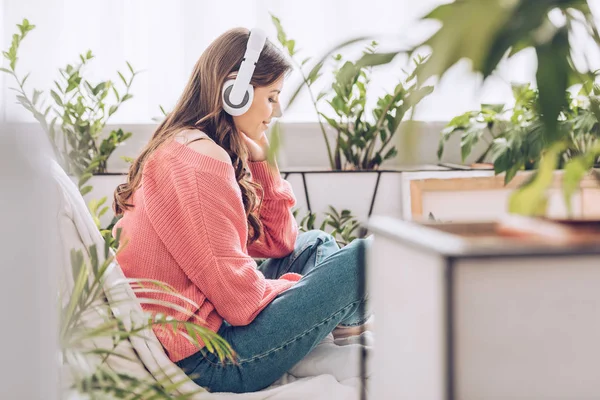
{"left": 52, "top": 160, "right": 204, "bottom": 397}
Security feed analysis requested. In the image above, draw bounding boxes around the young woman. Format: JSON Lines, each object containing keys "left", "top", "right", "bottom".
{"left": 112, "top": 27, "right": 370, "bottom": 393}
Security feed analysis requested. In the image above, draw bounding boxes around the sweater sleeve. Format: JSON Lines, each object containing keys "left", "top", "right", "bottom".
{"left": 142, "top": 159, "right": 300, "bottom": 326}
{"left": 247, "top": 160, "right": 299, "bottom": 259}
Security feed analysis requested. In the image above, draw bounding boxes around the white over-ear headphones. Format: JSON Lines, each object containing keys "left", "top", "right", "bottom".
{"left": 222, "top": 28, "right": 267, "bottom": 116}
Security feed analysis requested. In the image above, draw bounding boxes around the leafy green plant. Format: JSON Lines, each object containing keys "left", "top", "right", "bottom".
{"left": 291, "top": 0, "right": 600, "bottom": 216}
{"left": 271, "top": 14, "right": 433, "bottom": 170}
{"left": 293, "top": 206, "right": 364, "bottom": 247}
{"left": 62, "top": 238, "right": 236, "bottom": 399}
{"left": 415, "top": 1, "right": 600, "bottom": 138}
{"left": 1, "top": 19, "right": 137, "bottom": 191}
{"left": 415, "top": 0, "right": 600, "bottom": 216}
{"left": 88, "top": 196, "right": 122, "bottom": 251}
{"left": 438, "top": 79, "right": 600, "bottom": 185}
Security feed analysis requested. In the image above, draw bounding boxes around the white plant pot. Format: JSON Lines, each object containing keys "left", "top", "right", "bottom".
{"left": 367, "top": 216, "right": 600, "bottom": 400}
{"left": 282, "top": 170, "right": 407, "bottom": 227}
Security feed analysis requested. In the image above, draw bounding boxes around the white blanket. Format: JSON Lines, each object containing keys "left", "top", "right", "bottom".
{"left": 205, "top": 332, "right": 373, "bottom": 400}
{"left": 52, "top": 159, "right": 372, "bottom": 400}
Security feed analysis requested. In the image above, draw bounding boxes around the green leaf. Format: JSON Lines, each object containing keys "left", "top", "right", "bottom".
{"left": 460, "top": 126, "right": 485, "bottom": 162}
{"left": 90, "top": 244, "right": 99, "bottom": 277}
{"left": 117, "top": 71, "right": 127, "bottom": 86}
{"left": 306, "top": 62, "right": 323, "bottom": 86}
{"left": 563, "top": 157, "right": 587, "bottom": 215}
{"left": 562, "top": 143, "right": 600, "bottom": 214}
{"left": 589, "top": 96, "right": 600, "bottom": 123}
{"left": 504, "top": 159, "right": 524, "bottom": 185}
{"left": 535, "top": 26, "right": 569, "bottom": 143}
{"left": 0, "top": 67, "right": 11, "bottom": 73}
{"left": 417, "top": 0, "right": 517, "bottom": 83}
{"left": 383, "top": 147, "right": 398, "bottom": 161}
{"left": 482, "top": 103, "right": 504, "bottom": 113}
{"left": 437, "top": 137, "right": 447, "bottom": 160}
{"left": 508, "top": 142, "right": 565, "bottom": 216}
{"left": 20, "top": 72, "right": 30, "bottom": 87}
{"left": 355, "top": 52, "right": 399, "bottom": 69}
{"left": 50, "top": 90, "right": 63, "bottom": 106}
{"left": 108, "top": 105, "right": 118, "bottom": 116}
{"left": 78, "top": 172, "right": 93, "bottom": 188}
{"left": 98, "top": 206, "right": 109, "bottom": 218}
{"left": 80, "top": 185, "right": 93, "bottom": 196}
{"left": 320, "top": 113, "right": 340, "bottom": 130}
{"left": 335, "top": 61, "right": 359, "bottom": 93}
{"left": 122, "top": 94, "right": 133, "bottom": 102}
{"left": 31, "top": 89, "right": 42, "bottom": 106}
{"left": 286, "top": 36, "right": 370, "bottom": 109}
{"left": 93, "top": 82, "right": 107, "bottom": 95}
{"left": 397, "top": 85, "right": 434, "bottom": 126}
{"left": 490, "top": 137, "right": 511, "bottom": 171}
{"left": 126, "top": 61, "right": 134, "bottom": 74}
{"left": 286, "top": 39, "right": 296, "bottom": 56}
{"left": 270, "top": 13, "right": 288, "bottom": 48}
{"left": 112, "top": 86, "right": 120, "bottom": 101}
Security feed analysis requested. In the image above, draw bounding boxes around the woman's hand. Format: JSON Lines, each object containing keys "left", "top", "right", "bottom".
{"left": 241, "top": 131, "right": 269, "bottom": 162}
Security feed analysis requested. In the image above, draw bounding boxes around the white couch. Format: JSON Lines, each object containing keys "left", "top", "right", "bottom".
{"left": 53, "top": 159, "right": 371, "bottom": 399}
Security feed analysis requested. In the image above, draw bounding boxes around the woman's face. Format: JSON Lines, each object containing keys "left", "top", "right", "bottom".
{"left": 233, "top": 76, "right": 284, "bottom": 140}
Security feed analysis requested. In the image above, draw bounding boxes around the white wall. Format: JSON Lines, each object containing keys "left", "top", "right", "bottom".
{"left": 6, "top": 120, "right": 476, "bottom": 171}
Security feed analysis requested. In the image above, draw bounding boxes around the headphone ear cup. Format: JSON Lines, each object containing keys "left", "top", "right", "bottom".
{"left": 222, "top": 79, "right": 254, "bottom": 116}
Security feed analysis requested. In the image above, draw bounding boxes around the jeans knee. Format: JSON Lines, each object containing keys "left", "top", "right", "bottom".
{"left": 326, "top": 239, "right": 366, "bottom": 298}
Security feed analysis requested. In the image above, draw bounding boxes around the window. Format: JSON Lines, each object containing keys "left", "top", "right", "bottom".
{"left": 1, "top": 0, "right": 598, "bottom": 124}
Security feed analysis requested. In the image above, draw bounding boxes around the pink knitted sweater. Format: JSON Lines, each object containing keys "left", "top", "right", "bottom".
{"left": 114, "top": 139, "right": 300, "bottom": 362}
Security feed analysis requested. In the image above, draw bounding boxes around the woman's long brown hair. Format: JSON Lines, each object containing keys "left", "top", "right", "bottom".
{"left": 113, "top": 28, "right": 291, "bottom": 244}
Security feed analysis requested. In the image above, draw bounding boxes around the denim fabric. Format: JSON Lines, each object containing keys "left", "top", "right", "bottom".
{"left": 175, "top": 230, "right": 370, "bottom": 393}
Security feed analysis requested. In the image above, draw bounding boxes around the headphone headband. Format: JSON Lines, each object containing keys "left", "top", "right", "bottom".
{"left": 228, "top": 28, "right": 267, "bottom": 106}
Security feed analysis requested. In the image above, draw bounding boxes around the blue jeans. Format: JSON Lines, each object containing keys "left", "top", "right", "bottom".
{"left": 175, "top": 230, "right": 370, "bottom": 393}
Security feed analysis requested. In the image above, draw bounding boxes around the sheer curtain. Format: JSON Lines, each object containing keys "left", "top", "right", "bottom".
{"left": 1, "top": 0, "right": 597, "bottom": 124}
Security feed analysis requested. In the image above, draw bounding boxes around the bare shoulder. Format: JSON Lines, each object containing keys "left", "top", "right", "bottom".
{"left": 187, "top": 139, "right": 232, "bottom": 165}
{"left": 178, "top": 130, "right": 232, "bottom": 165}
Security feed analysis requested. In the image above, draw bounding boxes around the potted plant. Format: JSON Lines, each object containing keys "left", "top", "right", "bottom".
{"left": 397, "top": 79, "right": 600, "bottom": 222}
{"left": 1, "top": 19, "right": 137, "bottom": 228}
{"left": 305, "top": 1, "right": 600, "bottom": 222}
{"left": 271, "top": 14, "right": 435, "bottom": 224}
{"left": 425, "top": 0, "right": 600, "bottom": 220}
{"left": 409, "top": 0, "right": 600, "bottom": 220}
{"left": 438, "top": 80, "right": 600, "bottom": 181}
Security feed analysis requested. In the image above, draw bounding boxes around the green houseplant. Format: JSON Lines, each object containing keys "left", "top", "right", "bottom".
{"left": 2, "top": 19, "right": 138, "bottom": 241}
{"left": 300, "top": 0, "right": 600, "bottom": 217}
{"left": 409, "top": 0, "right": 600, "bottom": 216}
{"left": 294, "top": 206, "right": 365, "bottom": 247}
{"left": 438, "top": 78, "right": 600, "bottom": 185}
{"left": 271, "top": 14, "right": 433, "bottom": 171}
{"left": 267, "top": 15, "right": 434, "bottom": 228}
{"left": 1, "top": 19, "right": 137, "bottom": 195}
